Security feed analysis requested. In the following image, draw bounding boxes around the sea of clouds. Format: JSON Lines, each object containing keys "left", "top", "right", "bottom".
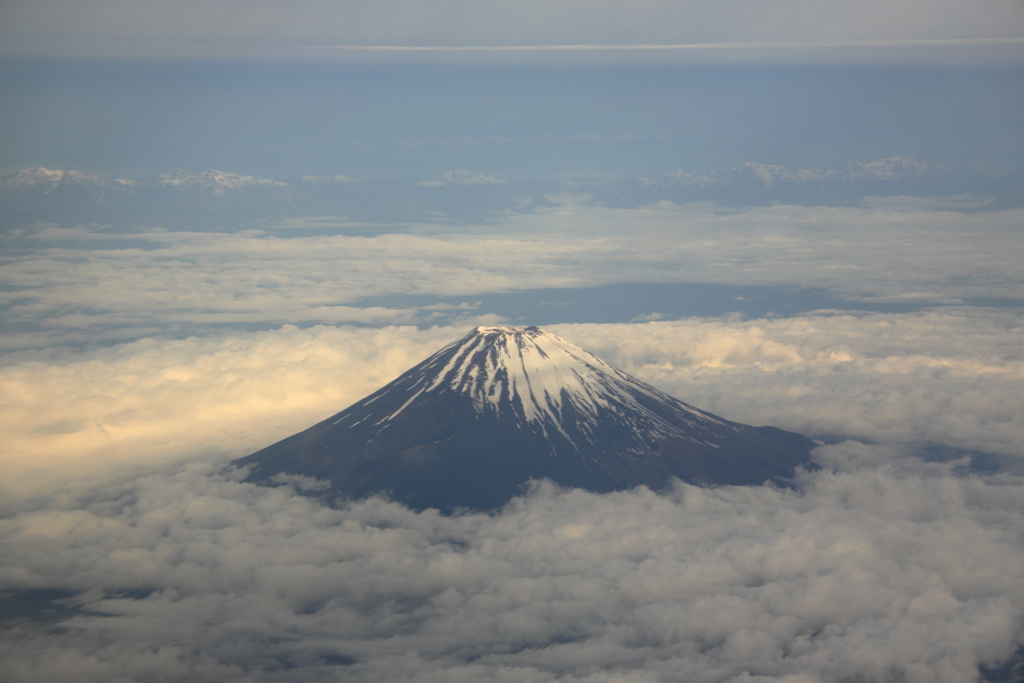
{"left": 2, "top": 200, "right": 1023, "bottom": 681}
{"left": 4, "top": 312, "right": 1023, "bottom": 504}
{"left": 4, "top": 201, "right": 1022, "bottom": 352}
{"left": 3, "top": 452, "right": 1023, "bottom": 683}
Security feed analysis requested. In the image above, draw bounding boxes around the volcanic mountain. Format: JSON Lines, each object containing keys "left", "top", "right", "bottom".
{"left": 235, "top": 326, "right": 816, "bottom": 511}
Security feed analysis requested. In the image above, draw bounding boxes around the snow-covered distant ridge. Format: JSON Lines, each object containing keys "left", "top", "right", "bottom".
{"left": 0, "top": 167, "right": 137, "bottom": 194}
{"left": 841, "top": 157, "right": 949, "bottom": 180}
{"left": 418, "top": 169, "right": 504, "bottom": 187}
{"left": 149, "top": 169, "right": 288, "bottom": 196}
{"left": 657, "top": 164, "right": 833, "bottom": 188}
{"left": 301, "top": 174, "right": 364, "bottom": 184}
{"left": 3, "top": 158, "right": 1016, "bottom": 224}
{"left": 0, "top": 158, "right": 986, "bottom": 193}
{"left": 1, "top": 167, "right": 287, "bottom": 196}
{"left": 646, "top": 157, "right": 957, "bottom": 189}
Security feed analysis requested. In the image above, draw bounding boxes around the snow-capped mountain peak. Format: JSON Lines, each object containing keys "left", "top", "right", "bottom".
{"left": 387, "top": 325, "right": 714, "bottom": 445}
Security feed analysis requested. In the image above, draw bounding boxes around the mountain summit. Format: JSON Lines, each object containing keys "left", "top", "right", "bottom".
{"left": 235, "top": 326, "right": 816, "bottom": 511}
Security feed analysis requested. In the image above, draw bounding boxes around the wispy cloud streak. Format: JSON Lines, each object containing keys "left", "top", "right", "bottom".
{"left": 304, "top": 37, "right": 1024, "bottom": 51}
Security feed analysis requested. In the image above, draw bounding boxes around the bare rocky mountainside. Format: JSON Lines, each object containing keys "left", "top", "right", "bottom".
{"left": 234, "top": 326, "right": 816, "bottom": 511}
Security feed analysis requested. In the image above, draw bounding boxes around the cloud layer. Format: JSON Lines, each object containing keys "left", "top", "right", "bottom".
{"left": 3, "top": 309, "right": 1022, "bottom": 503}
{"left": 0, "top": 324, "right": 457, "bottom": 503}
{"left": 555, "top": 309, "right": 1024, "bottom": 460}
{"left": 4, "top": 203, "right": 1023, "bottom": 351}
{"left": 3, "top": 194, "right": 1023, "bottom": 681}
{"left": 2, "top": 449, "right": 1023, "bottom": 682}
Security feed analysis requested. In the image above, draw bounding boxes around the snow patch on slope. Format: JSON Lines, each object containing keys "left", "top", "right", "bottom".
{"left": 386, "top": 325, "right": 720, "bottom": 445}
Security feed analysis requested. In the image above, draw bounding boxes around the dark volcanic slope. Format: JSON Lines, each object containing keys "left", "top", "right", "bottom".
{"left": 235, "top": 326, "right": 817, "bottom": 511}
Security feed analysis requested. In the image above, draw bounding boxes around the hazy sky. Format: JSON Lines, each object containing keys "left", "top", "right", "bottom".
{"left": 2, "top": 1, "right": 1024, "bottom": 681}
{"left": 3, "top": 0, "right": 1023, "bottom": 62}
{"left": 2, "top": 62, "right": 1023, "bottom": 179}
{"left": 1, "top": 0, "right": 1023, "bottom": 178}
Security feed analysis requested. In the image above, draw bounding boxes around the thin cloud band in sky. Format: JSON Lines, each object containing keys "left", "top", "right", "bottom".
{"left": 4, "top": 36, "right": 1020, "bottom": 54}
{"left": 302, "top": 37, "right": 1024, "bottom": 51}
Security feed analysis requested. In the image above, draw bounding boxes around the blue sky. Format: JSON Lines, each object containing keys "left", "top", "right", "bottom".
{"left": 1, "top": 61, "right": 1022, "bottom": 179}
{"left": 1, "top": 0, "right": 1022, "bottom": 178}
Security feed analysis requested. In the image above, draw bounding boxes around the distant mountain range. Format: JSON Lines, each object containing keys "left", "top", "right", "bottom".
{"left": 236, "top": 326, "right": 816, "bottom": 512}
{"left": 2, "top": 158, "right": 1020, "bottom": 230}
{"left": 582, "top": 158, "right": 1020, "bottom": 210}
